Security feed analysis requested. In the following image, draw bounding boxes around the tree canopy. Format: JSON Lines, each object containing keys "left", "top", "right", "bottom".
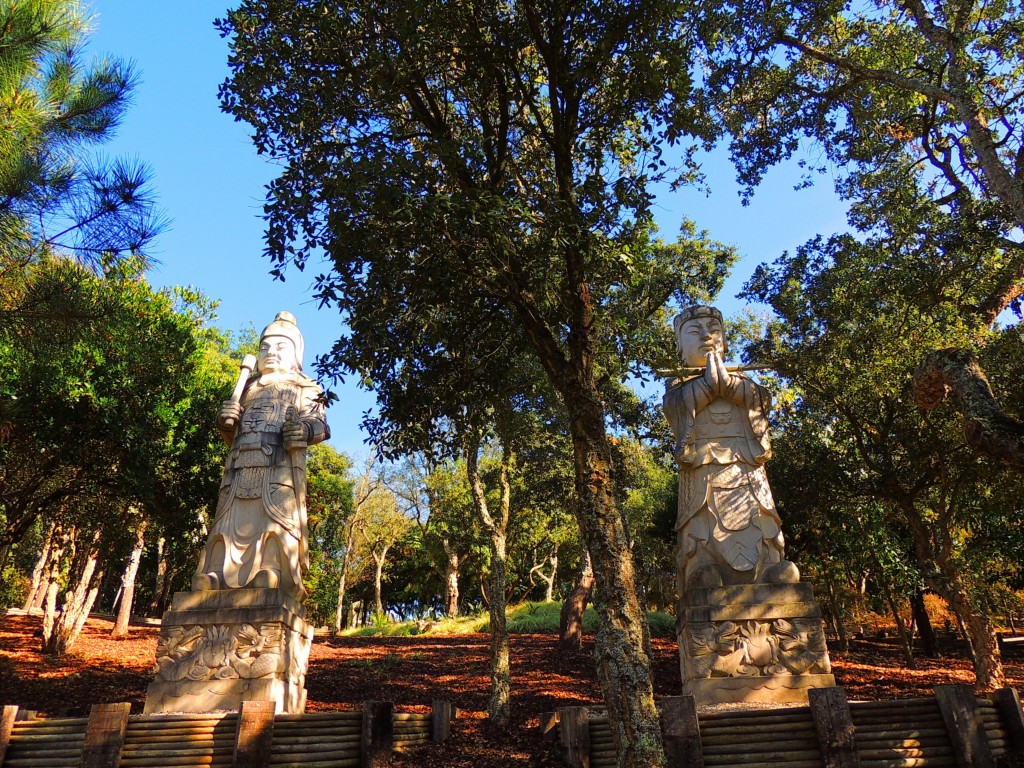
{"left": 217, "top": 1, "right": 735, "bottom": 762}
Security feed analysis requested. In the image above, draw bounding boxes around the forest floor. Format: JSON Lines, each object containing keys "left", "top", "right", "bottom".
{"left": 2, "top": 611, "right": 1023, "bottom": 766}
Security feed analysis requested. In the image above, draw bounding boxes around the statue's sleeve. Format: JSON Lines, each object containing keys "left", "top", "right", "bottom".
{"left": 721, "top": 375, "right": 771, "bottom": 461}
{"left": 664, "top": 378, "right": 714, "bottom": 467}
{"left": 299, "top": 383, "right": 331, "bottom": 445}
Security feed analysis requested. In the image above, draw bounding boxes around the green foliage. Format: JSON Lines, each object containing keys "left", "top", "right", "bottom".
{"left": 0, "top": 255, "right": 242, "bottom": 600}
{"left": 700, "top": 0, "right": 1024, "bottom": 241}
{"left": 341, "top": 601, "right": 676, "bottom": 637}
{"left": 739, "top": 200, "right": 1024, "bottom": 684}
{"left": 0, "top": 0, "right": 163, "bottom": 266}
{"left": 0, "top": 564, "right": 29, "bottom": 609}
{"left": 303, "top": 442, "right": 355, "bottom": 625}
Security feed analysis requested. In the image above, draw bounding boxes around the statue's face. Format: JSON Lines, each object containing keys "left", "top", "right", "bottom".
{"left": 678, "top": 316, "right": 725, "bottom": 368}
{"left": 257, "top": 335, "right": 298, "bottom": 374}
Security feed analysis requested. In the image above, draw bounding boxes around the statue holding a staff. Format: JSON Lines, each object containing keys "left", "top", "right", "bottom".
{"left": 663, "top": 305, "right": 798, "bottom": 593}
{"left": 192, "top": 311, "right": 330, "bottom": 600}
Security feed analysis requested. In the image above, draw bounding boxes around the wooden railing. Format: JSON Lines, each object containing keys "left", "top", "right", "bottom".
{"left": 0, "top": 699, "right": 455, "bottom": 768}
{"left": 543, "top": 685, "right": 1024, "bottom": 767}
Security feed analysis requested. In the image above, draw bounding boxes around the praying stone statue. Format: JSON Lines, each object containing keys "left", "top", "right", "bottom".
{"left": 146, "top": 312, "right": 326, "bottom": 715}
{"left": 663, "top": 305, "right": 797, "bottom": 591}
{"left": 664, "top": 305, "right": 834, "bottom": 705}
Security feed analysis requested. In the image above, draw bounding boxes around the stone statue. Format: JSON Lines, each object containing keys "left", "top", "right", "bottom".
{"left": 662, "top": 305, "right": 834, "bottom": 705}
{"left": 663, "top": 305, "right": 798, "bottom": 593}
{"left": 147, "top": 311, "right": 326, "bottom": 714}
{"left": 192, "top": 311, "right": 330, "bottom": 600}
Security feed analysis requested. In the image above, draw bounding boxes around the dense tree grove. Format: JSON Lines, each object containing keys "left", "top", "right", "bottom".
{"left": 2, "top": 0, "right": 1024, "bottom": 765}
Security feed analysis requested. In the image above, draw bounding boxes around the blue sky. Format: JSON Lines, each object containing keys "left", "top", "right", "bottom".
{"left": 86, "top": 1, "right": 850, "bottom": 457}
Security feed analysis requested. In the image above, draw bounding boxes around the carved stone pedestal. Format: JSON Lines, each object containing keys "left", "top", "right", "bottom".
{"left": 144, "top": 588, "right": 313, "bottom": 714}
{"left": 678, "top": 583, "right": 835, "bottom": 705}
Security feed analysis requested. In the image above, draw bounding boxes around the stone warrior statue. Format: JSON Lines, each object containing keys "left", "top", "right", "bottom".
{"left": 192, "top": 311, "right": 329, "bottom": 600}
{"left": 663, "top": 305, "right": 798, "bottom": 593}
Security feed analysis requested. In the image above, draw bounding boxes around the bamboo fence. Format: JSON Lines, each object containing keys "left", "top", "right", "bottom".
{"left": 546, "top": 685, "right": 1024, "bottom": 768}
{"left": 0, "top": 699, "right": 454, "bottom": 768}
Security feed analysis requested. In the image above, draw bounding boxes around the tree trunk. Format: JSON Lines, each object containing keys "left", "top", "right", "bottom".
{"left": 148, "top": 537, "right": 167, "bottom": 616}
{"left": 40, "top": 533, "right": 65, "bottom": 646}
{"left": 944, "top": 586, "right": 1003, "bottom": 689}
{"left": 334, "top": 567, "right": 350, "bottom": 632}
{"left": 112, "top": 520, "right": 147, "bottom": 638}
{"left": 913, "top": 348, "right": 1024, "bottom": 470}
{"left": 348, "top": 599, "right": 361, "bottom": 628}
{"left": 372, "top": 546, "right": 390, "bottom": 618}
{"left": 466, "top": 433, "right": 512, "bottom": 730}
{"left": 157, "top": 563, "right": 176, "bottom": 615}
{"left": 544, "top": 551, "right": 558, "bottom": 602}
{"left": 826, "top": 581, "right": 849, "bottom": 653}
{"left": 566, "top": 394, "right": 664, "bottom": 767}
{"left": 443, "top": 541, "right": 460, "bottom": 618}
{"left": 486, "top": 529, "right": 511, "bottom": 729}
{"left": 70, "top": 570, "right": 103, "bottom": 646}
{"left": 559, "top": 549, "right": 594, "bottom": 651}
{"left": 903, "top": 503, "right": 1004, "bottom": 688}
{"left": 911, "top": 590, "right": 938, "bottom": 657}
{"left": 44, "top": 529, "right": 102, "bottom": 655}
{"left": 22, "top": 525, "right": 54, "bottom": 612}
{"left": 885, "top": 593, "right": 916, "bottom": 668}
{"left": 334, "top": 520, "right": 358, "bottom": 634}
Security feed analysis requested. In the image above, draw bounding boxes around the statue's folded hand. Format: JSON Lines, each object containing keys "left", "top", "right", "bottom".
{"left": 282, "top": 411, "right": 307, "bottom": 450}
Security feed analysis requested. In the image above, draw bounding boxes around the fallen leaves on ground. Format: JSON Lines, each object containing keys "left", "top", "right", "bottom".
{"left": 1, "top": 611, "right": 1021, "bottom": 766}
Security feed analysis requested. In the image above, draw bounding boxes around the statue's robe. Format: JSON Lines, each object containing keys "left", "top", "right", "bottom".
{"left": 195, "top": 370, "right": 328, "bottom": 598}
{"left": 663, "top": 373, "right": 784, "bottom": 590}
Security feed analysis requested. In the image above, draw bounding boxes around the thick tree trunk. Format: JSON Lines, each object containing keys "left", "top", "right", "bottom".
{"left": 943, "top": 585, "right": 1004, "bottom": 689}
{"left": 914, "top": 348, "right": 1024, "bottom": 470}
{"left": 148, "top": 537, "right": 167, "bottom": 616}
{"left": 911, "top": 590, "right": 938, "bottom": 657}
{"left": 903, "top": 503, "right": 1004, "bottom": 688}
{"left": 40, "top": 534, "right": 65, "bottom": 645}
{"left": 371, "top": 546, "right": 390, "bottom": 618}
{"left": 559, "top": 549, "right": 594, "bottom": 651}
{"left": 70, "top": 570, "right": 103, "bottom": 645}
{"left": 334, "top": 568, "right": 350, "bottom": 632}
{"left": 485, "top": 530, "right": 511, "bottom": 729}
{"left": 112, "top": 520, "right": 147, "bottom": 638}
{"left": 22, "top": 526, "right": 54, "bottom": 612}
{"left": 443, "top": 542, "right": 460, "bottom": 618}
{"left": 566, "top": 393, "right": 664, "bottom": 767}
{"left": 44, "top": 529, "right": 102, "bottom": 655}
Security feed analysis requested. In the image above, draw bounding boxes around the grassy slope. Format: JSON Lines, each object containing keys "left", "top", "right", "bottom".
{"left": 342, "top": 600, "right": 676, "bottom": 638}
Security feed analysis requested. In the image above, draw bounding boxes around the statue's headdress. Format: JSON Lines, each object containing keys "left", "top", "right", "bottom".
{"left": 673, "top": 305, "right": 728, "bottom": 358}
{"left": 261, "top": 311, "right": 304, "bottom": 370}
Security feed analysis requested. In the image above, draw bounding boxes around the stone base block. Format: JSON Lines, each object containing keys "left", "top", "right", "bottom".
{"left": 678, "top": 581, "right": 834, "bottom": 707}
{"left": 144, "top": 587, "right": 312, "bottom": 715}
{"left": 144, "top": 676, "right": 307, "bottom": 714}
{"left": 685, "top": 673, "right": 837, "bottom": 705}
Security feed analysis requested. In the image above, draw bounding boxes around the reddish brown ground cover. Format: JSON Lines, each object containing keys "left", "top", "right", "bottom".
{"left": 2, "top": 611, "right": 1022, "bottom": 766}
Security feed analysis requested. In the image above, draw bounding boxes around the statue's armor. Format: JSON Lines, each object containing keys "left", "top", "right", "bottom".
{"left": 223, "top": 381, "right": 300, "bottom": 535}
{"left": 196, "top": 371, "right": 328, "bottom": 598}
